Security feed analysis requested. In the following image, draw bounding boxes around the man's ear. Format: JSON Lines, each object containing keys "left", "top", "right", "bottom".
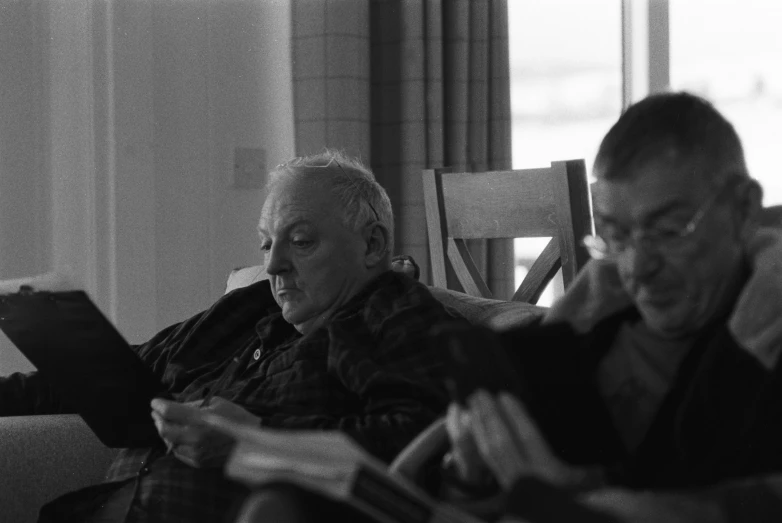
{"left": 735, "top": 178, "right": 763, "bottom": 240}
{"left": 362, "top": 222, "right": 389, "bottom": 268}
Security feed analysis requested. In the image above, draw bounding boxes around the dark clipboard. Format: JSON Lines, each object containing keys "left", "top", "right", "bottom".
{"left": 0, "top": 285, "right": 169, "bottom": 448}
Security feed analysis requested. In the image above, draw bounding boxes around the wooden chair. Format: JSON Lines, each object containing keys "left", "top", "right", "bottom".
{"left": 759, "top": 205, "right": 782, "bottom": 228}
{"left": 423, "top": 160, "right": 592, "bottom": 304}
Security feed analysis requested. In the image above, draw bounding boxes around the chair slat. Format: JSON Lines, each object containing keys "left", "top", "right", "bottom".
{"left": 448, "top": 238, "right": 492, "bottom": 298}
{"left": 512, "top": 239, "right": 561, "bottom": 303}
{"left": 423, "top": 169, "right": 449, "bottom": 288}
{"left": 759, "top": 205, "right": 782, "bottom": 228}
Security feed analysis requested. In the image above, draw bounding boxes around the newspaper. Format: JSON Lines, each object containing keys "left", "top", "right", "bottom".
{"left": 201, "top": 413, "right": 485, "bottom": 523}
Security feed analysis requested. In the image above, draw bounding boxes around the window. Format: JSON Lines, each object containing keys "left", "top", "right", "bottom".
{"left": 508, "top": 0, "right": 622, "bottom": 305}
{"left": 670, "top": 0, "right": 782, "bottom": 204}
{"left": 509, "top": 0, "right": 781, "bottom": 307}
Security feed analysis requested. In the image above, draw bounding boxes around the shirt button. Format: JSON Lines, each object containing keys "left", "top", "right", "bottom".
{"left": 253, "top": 349, "right": 261, "bottom": 361}
{"left": 140, "top": 465, "right": 150, "bottom": 475}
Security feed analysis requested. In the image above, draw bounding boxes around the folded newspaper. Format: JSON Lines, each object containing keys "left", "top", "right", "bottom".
{"left": 201, "top": 413, "right": 485, "bottom": 523}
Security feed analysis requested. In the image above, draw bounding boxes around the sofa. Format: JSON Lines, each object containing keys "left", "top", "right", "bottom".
{"left": 0, "top": 265, "right": 545, "bottom": 523}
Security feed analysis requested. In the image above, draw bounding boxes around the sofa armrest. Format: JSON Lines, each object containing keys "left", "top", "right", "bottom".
{"left": 428, "top": 286, "right": 546, "bottom": 330}
{"left": 0, "top": 414, "right": 117, "bottom": 523}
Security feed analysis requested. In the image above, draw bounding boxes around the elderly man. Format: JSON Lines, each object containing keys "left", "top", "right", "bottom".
{"left": 445, "top": 92, "right": 782, "bottom": 522}
{"left": 0, "top": 151, "right": 456, "bottom": 522}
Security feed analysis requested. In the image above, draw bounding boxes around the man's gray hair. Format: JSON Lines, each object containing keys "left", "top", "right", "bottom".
{"left": 270, "top": 150, "right": 395, "bottom": 255}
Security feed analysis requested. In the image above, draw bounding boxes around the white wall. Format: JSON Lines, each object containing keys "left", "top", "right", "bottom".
{"left": 0, "top": 1, "right": 51, "bottom": 281}
{"left": 149, "top": 0, "right": 295, "bottom": 330}
{"left": 0, "top": 1, "right": 50, "bottom": 373}
{"left": 0, "top": 0, "right": 294, "bottom": 373}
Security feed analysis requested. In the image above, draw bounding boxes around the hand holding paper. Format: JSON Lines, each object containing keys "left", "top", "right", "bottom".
{"left": 150, "top": 397, "right": 260, "bottom": 468}
{"left": 467, "top": 390, "right": 583, "bottom": 490}
{"left": 200, "top": 413, "right": 486, "bottom": 523}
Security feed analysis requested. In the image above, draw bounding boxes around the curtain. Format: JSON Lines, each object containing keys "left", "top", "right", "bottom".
{"left": 291, "top": 0, "right": 514, "bottom": 298}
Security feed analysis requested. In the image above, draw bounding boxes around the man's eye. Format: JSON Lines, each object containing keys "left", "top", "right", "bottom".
{"left": 291, "top": 240, "right": 313, "bottom": 248}
{"left": 260, "top": 242, "right": 271, "bottom": 253}
{"left": 648, "top": 227, "right": 681, "bottom": 242}
{"left": 602, "top": 227, "right": 629, "bottom": 245}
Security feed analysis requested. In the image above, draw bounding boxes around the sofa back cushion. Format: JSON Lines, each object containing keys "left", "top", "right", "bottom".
{"left": 225, "top": 265, "right": 546, "bottom": 331}
{"left": 225, "top": 265, "right": 268, "bottom": 293}
{"left": 427, "top": 286, "right": 546, "bottom": 330}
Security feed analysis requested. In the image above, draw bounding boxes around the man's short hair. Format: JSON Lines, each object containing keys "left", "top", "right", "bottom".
{"left": 594, "top": 91, "right": 749, "bottom": 188}
{"left": 270, "top": 149, "right": 395, "bottom": 255}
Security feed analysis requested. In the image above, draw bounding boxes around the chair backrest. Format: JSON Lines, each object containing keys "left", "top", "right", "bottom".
{"left": 423, "top": 160, "right": 592, "bottom": 304}
{"left": 759, "top": 205, "right": 782, "bottom": 228}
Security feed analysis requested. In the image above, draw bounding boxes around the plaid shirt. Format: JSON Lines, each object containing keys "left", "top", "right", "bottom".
{"left": 3, "top": 271, "right": 456, "bottom": 522}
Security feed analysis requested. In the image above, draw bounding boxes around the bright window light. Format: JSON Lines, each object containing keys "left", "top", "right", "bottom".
{"left": 508, "top": 0, "right": 622, "bottom": 306}
{"left": 670, "top": 0, "right": 782, "bottom": 205}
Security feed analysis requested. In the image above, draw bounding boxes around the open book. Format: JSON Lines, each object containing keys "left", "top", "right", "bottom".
{"left": 0, "top": 271, "right": 169, "bottom": 448}
{"left": 202, "top": 413, "right": 485, "bottom": 523}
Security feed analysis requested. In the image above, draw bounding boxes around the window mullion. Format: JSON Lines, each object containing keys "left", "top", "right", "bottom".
{"left": 648, "top": 0, "right": 670, "bottom": 94}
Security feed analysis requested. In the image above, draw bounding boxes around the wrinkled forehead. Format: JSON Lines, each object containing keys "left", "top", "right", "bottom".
{"left": 592, "top": 155, "right": 711, "bottom": 222}
{"left": 258, "top": 176, "right": 341, "bottom": 232}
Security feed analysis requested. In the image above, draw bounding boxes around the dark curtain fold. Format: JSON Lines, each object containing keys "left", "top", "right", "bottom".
{"left": 291, "top": 0, "right": 514, "bottom": 298}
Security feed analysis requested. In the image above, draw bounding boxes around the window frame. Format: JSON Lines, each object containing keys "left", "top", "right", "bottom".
{"left": 622, "top": 0, "right": 671, "bottom": 108}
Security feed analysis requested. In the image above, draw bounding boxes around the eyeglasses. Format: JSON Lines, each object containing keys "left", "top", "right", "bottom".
{"left": 582, "top": 178, "right": 738, "bottom": 261}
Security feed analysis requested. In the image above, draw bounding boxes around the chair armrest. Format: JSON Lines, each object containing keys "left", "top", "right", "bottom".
{"left": 389, "top": 417, "right": 448, "bottom": 481}
{"left": 390, "top": 417, "right": 507, "bottom": 520}
{"left": 0, "top": 414, "right": 117, "bottom": 523}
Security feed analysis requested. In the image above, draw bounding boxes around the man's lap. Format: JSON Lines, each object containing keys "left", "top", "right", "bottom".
{"left": 37, "top": 479, "right": 371, "bottom": 523}
{"left": 38, "top": 479, "right": 137, "bottom": 523}
{"left": 234, "top": 484, "right": 376, "bottom": 523}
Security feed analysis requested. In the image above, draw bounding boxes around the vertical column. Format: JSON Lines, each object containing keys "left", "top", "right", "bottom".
{"left": 49, "top": 0, "right": 99, "bottom": 297}
{"left": 648, "top": 0, "right": 670, "bottom": 94}
{"left": 622, "top": 0, "right": 670, "bottom": 110}
{"left": 97, "top": 0, "right": 158, "bottom": 342}
{"left": 621, "top": 0, "right": 649, "bottom": 109}
{"left": 50, "top": 0, "right": 159, "bottom": 343}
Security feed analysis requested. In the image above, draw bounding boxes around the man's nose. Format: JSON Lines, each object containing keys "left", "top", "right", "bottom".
{"left": 264, "top": 244, "right": 291, "bottom": 275}
{"left": 623, "top": 238, "right": 663, "bottom": 283}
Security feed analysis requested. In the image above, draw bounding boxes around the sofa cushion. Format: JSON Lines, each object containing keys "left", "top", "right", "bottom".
{"left": 225, "top": 265, "right": 546, "bottom": 330}
{"left": 427, "top": 286, "right": 546, "bottom": 330}
{"left": 225, "top": 265, "right": 269, "bottom": 293}
{"left": 0, "top": 415, "right": 117, "bottom": 523}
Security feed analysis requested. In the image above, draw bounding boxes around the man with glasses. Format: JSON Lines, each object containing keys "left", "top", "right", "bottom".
{"left": 444, "top": 92, "right": 782, "bottom": 521}
{"left": 1, "top": 150, "right": 457, "bottom": 522}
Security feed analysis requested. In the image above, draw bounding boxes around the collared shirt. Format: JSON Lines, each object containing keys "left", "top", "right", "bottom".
{"left": 8, "top": 270, "right": 458, "bottom": 523}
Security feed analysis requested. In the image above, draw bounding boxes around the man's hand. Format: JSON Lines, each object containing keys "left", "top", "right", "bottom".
{"left": 467, "top": 389, "right": 584, "bottom": 490}
{"left": 150, "top": 397, "right": 260, "bottom": 469}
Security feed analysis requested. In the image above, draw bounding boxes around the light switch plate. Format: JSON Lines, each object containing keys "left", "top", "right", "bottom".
{"left": 233, "top": 147, "right": 266, "bottom": 189}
